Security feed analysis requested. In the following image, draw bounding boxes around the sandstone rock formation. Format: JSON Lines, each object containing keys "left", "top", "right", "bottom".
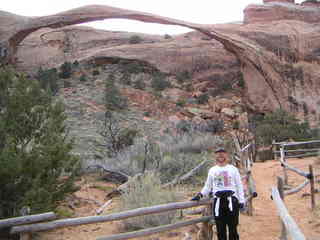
{"left": 1, "top": 3, "right": 320, "bottom": 125}
{"left": 244, "top": 1, "right": 320, "bottom": 24}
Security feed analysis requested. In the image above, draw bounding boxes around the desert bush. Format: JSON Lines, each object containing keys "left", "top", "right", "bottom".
{"left": 122, "top": 61, "right": 145, "bottom": 74}
{"left": 92, "top": 70, "right": 100, "bottom": 76}
{"left": 59, "top": 61, "right": 72, "bottom": 79}
{"left": 0, "top": 68, "right": 79, "bottom": 218}
{"left": 164, "top": 34, "right": 172, "bottom": 39}
{"left": 120, "top": 72, "right": 131, "bottom": 86}
{"left": 176, "top": 70, "right": 192, "bottom": 84}
{"left": 252, "top": 109, "right": 313, "bottom": 146}
{"left": 197, "top": 93, "right": 209, "bottom": 104}
{"left": 119, "top": 172, "right": 179, "bottom": 230}
{"left": 100, "top": 111, "right": 139, "bottom": 156}
{"left": 176, "top": 99, "right": 186, "bottom": 107}
{"left": 79, "top": 74, "right": 87, "bottom": 82}
{"left": 73, "top": 60, "right": 79, "bottom": 67}
{"left": 104, "top": 77, "right": 128, "bottom": 110}
{"left": 133, "top": 76, "right": 146, "bottom": 90}
{"left": 102, "top": 127, "right": 223, "bottom": 182}
{"left": 151, "top": 73, "right": 171, "bottom": 91}
{"left": 129, "top": 35, "right": 143, "bottom": 44}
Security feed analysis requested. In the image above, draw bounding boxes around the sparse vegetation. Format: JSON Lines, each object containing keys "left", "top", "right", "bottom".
{"left": 104, "top": 76, "right": 128, "bottom": 111}
{"left": 164, "top": 34, "right": 172, "bottom": 39}
{"left": 197, "top": 93, "right": 209, "bottom": 104}
{"left": 59, "top": 61, "right": 73, "bottom": 79}
{"left": 133, "top": 76, "right": 146, "bottom": 90}
{"left": 92, "top": 69, "right": 100, "bottom": 76}
{"left": 36, "top": 67, "right": 59, "bottom": 95}
{"left": 79, "top": 74, "right": 87, "bottom": 82}
{"left": 100, "top": 111, "right": 139, "bottom": 156}
{"left": 249, "top": 109, "right": 315, "bottom": 160}
{"left": 129, "top": 35, "right": 143, "bottom": 44}
{"left": 151, "top": 73, "right": 171, "bottom": 91}
{"left": 119, "top": 172, "right": 179, "bottom": 230}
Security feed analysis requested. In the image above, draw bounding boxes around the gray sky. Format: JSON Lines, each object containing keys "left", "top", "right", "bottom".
{"left": 1, "top": 0, "right": 305, "bottom": 34}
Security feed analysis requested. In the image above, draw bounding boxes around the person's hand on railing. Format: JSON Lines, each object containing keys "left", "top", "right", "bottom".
{"left": 191, "top": 192, "right": 203, "bottom": 201}
{"left": 239, "top": 203, "right": 246, "bottom": 212}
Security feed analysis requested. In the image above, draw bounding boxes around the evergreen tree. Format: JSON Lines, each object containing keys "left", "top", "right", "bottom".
{"left": 59, "top": 61, "right": 72, "bottom": 79}
{"left": 0, "top": 68, "right": 79, "bottom": 218}
{"left": 36, "top": 67, "right": 59, "bottom": 95}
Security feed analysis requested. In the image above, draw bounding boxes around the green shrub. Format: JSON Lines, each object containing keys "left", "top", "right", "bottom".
{"left": 122, "top": 62, "right": 145, "bottom": 74}
{"left": 129, "top": 35, "right": 143, "bottom": 44}
{"left": 100, "top": 112, "right": 139, "bottom": 156}
{"left": 253, "top": 109, "right": 313, "bottom": 146}
{"left": 0, "top": 68, "right": 79, "bottom": 218}
{"left": 164, "top": 34, "right": 172, "bottom": 39}
{"left": 92, "top": 70, "right": 100, "bottom": 76}
{"left": 151, "top": 73, "right": 171, "bottom": 91}
{"left": 59, "top": 61, "right": 72, "bottom": 79}
{"left": 79, "top": 74, "right": 87, "bottom": 82}
{"left": 73, "top": 60, "right": 79, "bottom": 67}
{"left": 119, "top": 172, "right": 179, "bottom": 230}
{"left": 237, "top": 75, "right": 245, "bottom": 88}
{"left": 104, "top": 77, "right": 128, "bottom": 111}
{"left": 120, "top": 72, "right": 131, "bottom": 86}
{"left": 133, "top": 77, "right": 146, "bottom": 90}
{"left": 176, "top": 70, "right": 192, "bottom": 84}
{"left": 36, "top": 67, "right": 59, "bottom": 95}
{"left": 197, "top": 93, "right": 209, "bottom": 104}
{"left": 176, "top": 99, "right": 186, "bottom": 107}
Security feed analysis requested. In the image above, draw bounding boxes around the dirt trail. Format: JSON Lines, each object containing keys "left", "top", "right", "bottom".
{"left": 39, "top": 158, "right": 320, "bottom": 240}
{"left": 240, "top": 158, "right": 319, "bottom": 240}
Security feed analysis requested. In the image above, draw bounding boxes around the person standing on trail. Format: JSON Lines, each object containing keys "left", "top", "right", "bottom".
{"left": 191, "top": 147, "right": 245, "bottom": 240}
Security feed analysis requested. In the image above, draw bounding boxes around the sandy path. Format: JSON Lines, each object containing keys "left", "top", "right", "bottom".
{"left": 240, "top": 158, "right": 319, "bottom": 240}
{"left": 39, "top": 158, "right": 320, "bottom": 240}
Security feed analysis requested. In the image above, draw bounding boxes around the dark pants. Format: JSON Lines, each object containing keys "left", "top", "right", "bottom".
{"left": 213, "top": 192, "right": 240, "bottom": 240}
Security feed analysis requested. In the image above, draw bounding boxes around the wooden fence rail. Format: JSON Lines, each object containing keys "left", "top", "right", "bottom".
{"left": 96, "top": 216, "right": 212, "bottom": 240}
{"left": 272, "top": 180, "right": 306, "bottom": 240}
{"left": 0, "top": 212, "right": 56, "bottom": 229}
{"left": 273, "top": 140, "right": 318, "bottom": 210}
{"left": 11, "top": 199, "right": 211, "bottom": 234}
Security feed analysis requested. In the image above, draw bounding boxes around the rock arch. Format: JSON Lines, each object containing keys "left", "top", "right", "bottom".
{"left": 0, "top": 4, "right": 318, "bottom": 122}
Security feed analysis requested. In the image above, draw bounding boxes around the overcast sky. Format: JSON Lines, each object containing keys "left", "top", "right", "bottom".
{"left": 0, "top": 0, "right": 305, "bottom": 34}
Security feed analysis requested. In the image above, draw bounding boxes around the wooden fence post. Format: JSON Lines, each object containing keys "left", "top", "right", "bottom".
{"left": 201, "top": 203, "right": 213, "bottom": 240}
{"left": 272, "top": 140, "right": 277, "bottom": 161}
{"left": 309, "top": 165, "right": 316, "bottom": 210}
{"left": 20, "top": 233, "right": 31, "bottom": 240}
{"left": 277, "top": 176, "right": 287, "bottom": 240}
{"left": 280, "top": 146, "right": 288, "bottom": 186}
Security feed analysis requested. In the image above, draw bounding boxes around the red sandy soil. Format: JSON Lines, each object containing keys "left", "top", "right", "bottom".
{"left": 38, "top": 157, "right": 320, "bottom": 240}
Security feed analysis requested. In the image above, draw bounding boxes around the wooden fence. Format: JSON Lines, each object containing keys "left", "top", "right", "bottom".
{"left": 1, "top": 139, "right": 258, "bottom": 240}
{"left": 1, "top": 199, "right": 214, "bottom": 240}
{"left": 273, "top": 140, "right": 318, "bottom": 209}
{"left": 272, "top": 177, "right": 306, "bottom": 240}
{"left": 232, "top": 133, "right": 258, "bottom": 216}
{"left": 271, "top": 140, "right": 319, "bottom": 240}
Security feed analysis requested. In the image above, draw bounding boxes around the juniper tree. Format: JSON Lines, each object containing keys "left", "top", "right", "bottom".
{"left": 0, "top": 68, "right": 79, "bottom": 218}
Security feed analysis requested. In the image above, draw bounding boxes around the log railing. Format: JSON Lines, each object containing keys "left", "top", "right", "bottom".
{"left": 272, "top": 177, "right": 306, "bottom": 240}
{"left": 232, "top": 134, "right": 258, "bottom": 216}
{"left": 6, "top": 199, "right": 213, "bottom": 240}
{"left": 272, "top": 140, "right": 318, "bottom": 210}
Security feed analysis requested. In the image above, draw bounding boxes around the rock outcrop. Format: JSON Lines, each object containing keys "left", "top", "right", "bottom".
{"left": 244, "top": 1, "right": 320, "bottom": 24}
{"left": 1, "top": 3, "right": 320, "bottom": 125}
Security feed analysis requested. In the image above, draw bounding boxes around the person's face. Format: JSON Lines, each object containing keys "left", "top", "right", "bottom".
{"left": 215, "top": 151, "right": 228, "bottom": 165}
